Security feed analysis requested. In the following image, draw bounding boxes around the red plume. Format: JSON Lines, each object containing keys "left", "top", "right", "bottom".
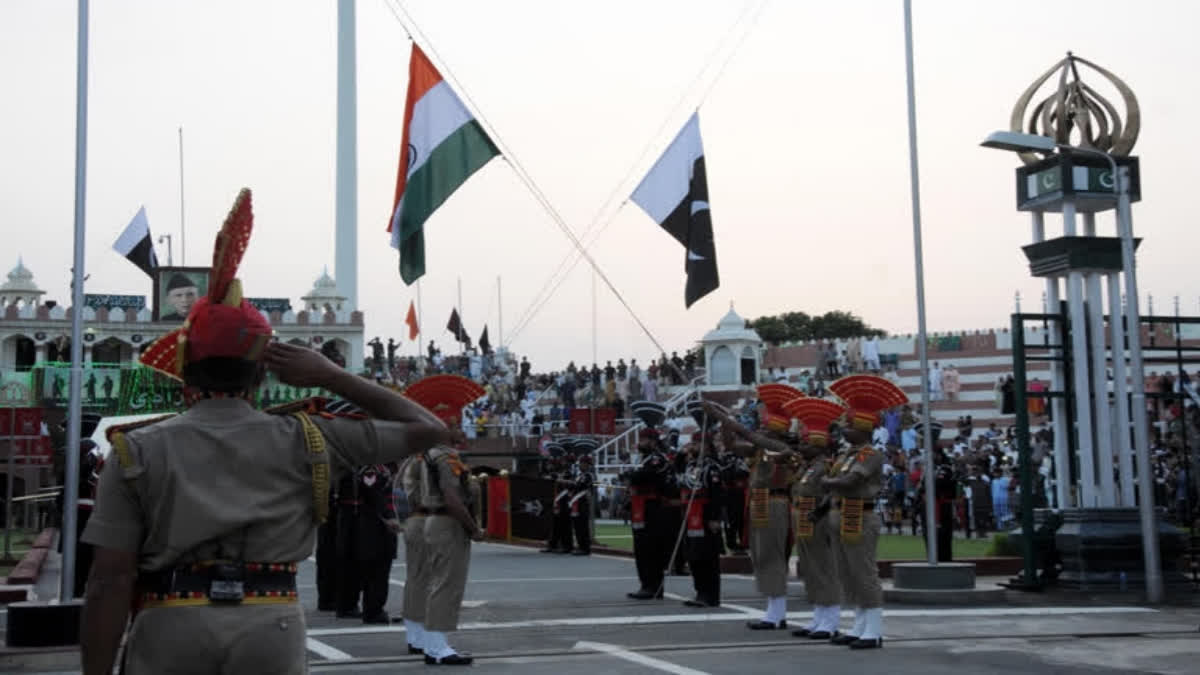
{"left": 756, "top": 383, "right": 805, "bottom": 416}
{"left": 403, "top": 375, "right": 486, "bottom": 417}
{"left": 209, "top": 188, "right": 254, "bottom": 303}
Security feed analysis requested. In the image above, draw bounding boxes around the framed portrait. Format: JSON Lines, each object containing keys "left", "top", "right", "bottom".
{"left": 153, "top": 267, "right": 211, "bottom": 322}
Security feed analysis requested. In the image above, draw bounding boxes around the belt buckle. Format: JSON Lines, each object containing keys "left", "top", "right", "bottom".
{"left": 208, "top": 563, "right": 246, "bottom": 604}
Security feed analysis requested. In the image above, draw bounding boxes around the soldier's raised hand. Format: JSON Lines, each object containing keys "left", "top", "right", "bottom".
{"left": 264, "top": 342, "right": 346, "bottom": 387}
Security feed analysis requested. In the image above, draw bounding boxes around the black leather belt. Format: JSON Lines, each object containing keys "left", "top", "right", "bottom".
{"left": 138, "top": 562, "right": 298, "bottom": 608}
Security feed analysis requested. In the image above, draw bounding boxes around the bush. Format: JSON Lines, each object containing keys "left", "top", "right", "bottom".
{"left": 985, "top": 532, "right": 1023, "bottom": 557}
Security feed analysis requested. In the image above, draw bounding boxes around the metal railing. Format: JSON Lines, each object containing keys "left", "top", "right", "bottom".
{"left": 591, "top": 377, "right": 702, "bottom": 475}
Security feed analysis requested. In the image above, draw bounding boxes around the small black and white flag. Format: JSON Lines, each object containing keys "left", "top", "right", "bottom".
{"left": 631, "top": 112, "right": 719, "bottom": 308}
{"left": 112, "top": 206, "right": 158, "bottom": 278}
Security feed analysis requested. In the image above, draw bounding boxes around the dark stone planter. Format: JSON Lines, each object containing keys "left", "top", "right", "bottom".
{"left": 1055, "top": 507, "right": 1188, "bottom": 591}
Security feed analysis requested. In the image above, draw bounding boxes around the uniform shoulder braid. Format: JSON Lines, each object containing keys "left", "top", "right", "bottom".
{"left": 105, "top": 414, "right": 176, "bottom": 469}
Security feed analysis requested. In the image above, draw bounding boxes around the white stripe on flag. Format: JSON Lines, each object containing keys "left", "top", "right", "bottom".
{"left": 631, "top": 113, "right": 705, "bottom": 224}
{"left": 406, "top": 80, "right": 474, "bottom": 180}
{"left": 113, "top": 206, "right": 151, "bottom": 256}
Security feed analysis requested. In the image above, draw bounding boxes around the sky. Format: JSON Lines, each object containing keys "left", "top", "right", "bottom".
{"left": 3, "top": 0, "right": 1199, "bottom": 370}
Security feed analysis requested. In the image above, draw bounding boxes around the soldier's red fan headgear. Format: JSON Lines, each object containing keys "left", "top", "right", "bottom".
{"left": 403, "top": 374, "right": 486, "bottom": 425}
{"left": 139, "top": 189, "right": 272, "bottom": 383}
{"left": 756, "top": 383, "right": 805, "bottom": 417}
{"left": 781, "top": 398, "right": 847, "bottom": 447}
{"left": 828, "top": 375, "right": 907, "bottom": 432}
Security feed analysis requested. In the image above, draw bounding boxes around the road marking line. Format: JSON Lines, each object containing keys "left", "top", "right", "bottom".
{"left": 305, "top": 606, "right": 1156, "bottom": 637}
{"left": 306, "top": 637, "right": 352, "bottom": 661}
{"left": 574, "top": 641, "right": 710, "bottom": 675}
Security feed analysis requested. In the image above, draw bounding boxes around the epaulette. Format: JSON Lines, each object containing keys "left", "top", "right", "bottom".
{"left": 106, "top": 414, "right": 176, "bottom": 470}
{"left": 263, "top": 396, "right": 330, "bottom": 417}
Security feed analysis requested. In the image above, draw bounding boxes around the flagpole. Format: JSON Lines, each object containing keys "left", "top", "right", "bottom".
{"left": 591, "top": 268, "right": 597, "bottom": 435}
{"left": 178, "top": 125, "right": 186, "bottom": 266}
{"left": 417, "top": 279, "right": 424, "bottom": 367}
{"left": 62, "top": 0, "right": 90, "bottom": 600}
{"left": 903, "top": 0, "right": 938, "bottom": 566}
{"left": 458, "top": 277, "right": 464, "bottom": 355}
{"left": 497, "top": 275, "right": 503, "bottom": 348}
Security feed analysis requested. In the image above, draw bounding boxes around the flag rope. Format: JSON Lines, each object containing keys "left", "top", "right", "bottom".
{"left": 381, "top": 0, "right": 762, "bottom": 360}
{"left": 502, "top": 0, "right": 768, "bottom": 348}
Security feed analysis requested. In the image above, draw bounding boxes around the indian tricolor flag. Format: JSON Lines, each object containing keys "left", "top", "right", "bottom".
{"left": 388, "top": 44, "right": 499, "bottom": 285}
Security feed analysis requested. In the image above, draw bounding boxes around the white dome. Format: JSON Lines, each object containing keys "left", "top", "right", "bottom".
{"left": 301, "top": 266, "right": 347, "bottom": 311}
{"left": 0, "top": 257, "right": 44, "bottom": 296}
{"left": 701, "top": 303, "right": 761, "bottom": 343}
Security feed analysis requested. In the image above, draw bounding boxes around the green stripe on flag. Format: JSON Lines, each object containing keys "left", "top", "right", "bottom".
{"left": 397, "top": 120, "right": 499, "bottom": 284}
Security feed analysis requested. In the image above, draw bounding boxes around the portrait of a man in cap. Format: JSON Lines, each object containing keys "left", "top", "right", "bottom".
{"left": 154, "top": 268, "right": 209, "bottom": 322}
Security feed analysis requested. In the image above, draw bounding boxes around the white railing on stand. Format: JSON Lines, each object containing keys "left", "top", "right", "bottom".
{"left": 592, "top": 377, "right": 702, "bottom": 477}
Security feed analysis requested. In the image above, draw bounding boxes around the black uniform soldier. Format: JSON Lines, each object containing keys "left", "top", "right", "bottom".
{"left": 353, "top": 463, "right": 400, "bottom": 623}
{"left": 626, "top": 400, "right": 673, "bottom": 599}
{"left": 680, "top": 435, "right": 724, "bottom": 607}
{"left": 67, "top": 411, "right": 105, "bottom": 597}
{"left": 570, "top": 454, "right": 595, "bottom": 556}
{"left": 540, "top": 454, "right": 574, "bottom": 554}
{"left": 719, "top": 447, "right": 749, "bottom": 553}
{"left": 78, "top": 189, "right": 448, "bottom": 675}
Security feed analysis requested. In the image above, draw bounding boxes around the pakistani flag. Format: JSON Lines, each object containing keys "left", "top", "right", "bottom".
{"left": 388, "top": 44, "right": 500, "bottom": 285}
{"left": 112, "top": 206, "right": 158, "bottom": 278}
{"left": 631, "top": 113, "right": 719, "bottom": 308}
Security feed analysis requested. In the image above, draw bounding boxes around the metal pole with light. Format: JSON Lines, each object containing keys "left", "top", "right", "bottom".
{"left": 901, "top": 0, "right": 938, "bottom": 564}
{"left": 980, "top": 130, "right": 1162, "bottom": 602}
{"left": 61, "top": 0, "right": 90, "bottom": 600}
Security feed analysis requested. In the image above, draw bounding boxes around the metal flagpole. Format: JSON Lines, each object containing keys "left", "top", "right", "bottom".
{"left": 62, "top": 0, "right": 90, "bottom": 600}
{"left": 902, "top": 0, "right": 938, "bottom": 564}
{"left": 591, "top": 269, "right": 597, "bottom": 435}
{"left": 417, "top": 279, "right": 424, "bottom": 366}
{"left": 457, "top": 277, "right": 464, "bottom": 355}
{"left": 178, "top": 126, "right": 186, "bottom": 265}
{"left": 497, "top": 275, "right": 503, "bottom": 347}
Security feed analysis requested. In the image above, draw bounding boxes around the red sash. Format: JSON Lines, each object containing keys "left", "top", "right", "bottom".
{"left": 631, "top": 494, "right": 648, "bottom": 531}
{"left": 683, "top": 490, "right": 709, "bottom": 538}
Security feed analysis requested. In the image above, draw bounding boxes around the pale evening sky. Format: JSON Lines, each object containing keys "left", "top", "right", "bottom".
{"left": 2, "top": 0, "right": 1197, "bottom": 369}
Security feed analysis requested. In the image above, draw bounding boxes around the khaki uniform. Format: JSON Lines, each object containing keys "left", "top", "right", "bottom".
{"left": 747, "top": 450, "right": 793, "bottom": 597}
{"left": 82, "top": 398, "right": 418, "bottom": 675}
{"left": 791, "top": 455, "right": 841, "bottom": 607}
{"left": 400, "top": 455, "right": 428, "bottom": 626}
{"left": 829, "top": 444, "right": 884, "bottom": 609}
{"left": 422, "top": 447, "right": 472, "bottom": 632}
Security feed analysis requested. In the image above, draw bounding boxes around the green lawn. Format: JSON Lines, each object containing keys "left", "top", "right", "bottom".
{"left": 593, "top": 523, "right": 995, "bottom": 560}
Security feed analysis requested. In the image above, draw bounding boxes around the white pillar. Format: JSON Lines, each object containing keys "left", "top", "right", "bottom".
{"left": 335, "top": 0, "right": 358, "bottom": 311}
{"left": 1033, "top": 211, "right": 1070, "bottom": 509}
{"left": 1063, "top": 200, "right": 1097, "bottom": 507}
{"left": 1108, "top": 271, "right": 1135, "bottom": 506}
{"left": 1083, "top": 213, "right": 1115, "bottom": 506}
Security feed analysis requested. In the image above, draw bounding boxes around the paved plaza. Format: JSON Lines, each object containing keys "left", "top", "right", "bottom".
{"left": 3, "top": 540, "right": 1198, "bottom": 674}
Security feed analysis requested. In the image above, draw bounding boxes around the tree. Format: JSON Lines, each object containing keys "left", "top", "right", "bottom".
{"left": 746, "top": 310, "right": 884, "bottom": 346}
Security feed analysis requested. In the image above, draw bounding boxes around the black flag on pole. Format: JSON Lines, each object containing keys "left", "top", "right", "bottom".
{"left": 112, "top": 206, "right": 159, "bottom": 278}
{"left": 479, "top": 325, "right": 492, "bottom": 354}
{"left": 446, "top": 309, "right": 471, "bottom": 345}
{"left": 631, "top": 112, "right": 719, "bottom": 308}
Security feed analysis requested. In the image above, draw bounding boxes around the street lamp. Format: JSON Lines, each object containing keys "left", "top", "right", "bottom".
{"left": 980, "top": 130, "right": 1162, "bottom": 603}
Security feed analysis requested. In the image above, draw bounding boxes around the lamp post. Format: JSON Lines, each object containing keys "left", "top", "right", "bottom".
{"left": 981, "top": 130, "right": 1162, "bottom": 603}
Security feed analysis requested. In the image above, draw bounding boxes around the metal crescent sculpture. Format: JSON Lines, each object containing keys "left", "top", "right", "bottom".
{"left": 1010, "top": 52, "right": 1140, "bottom": 166}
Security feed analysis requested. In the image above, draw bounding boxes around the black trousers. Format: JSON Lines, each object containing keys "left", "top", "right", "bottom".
{"left": 73, "top": 511, "right": 93, "bottom": 598}
{"left": 360, "top": 558, "right": 392, "bottom": 618}
{"left": 686, "top": 533, "right": 721, "bottom": 604}
{"left": 632, "top": 501, "right": 668, "bottom": 592}
{"left": 315, "top": 521, "right": 338, "bottom": 608}
{"left": 335, "top": 552, "right": 362, "bottom": 612}
{"left": 723, "top": 489, "right": 745, "bottom": 550}
{"left": 936, "top": 501, "right": 955, "bottom": 562}
{"left": 572, "top": 501, "right": 591, "bottom": 553}
{"left": 663, "top": 506, "right": 686, "bottom": 573}
{"left": 549, "top": 500, "right": 574, "bottom": 551}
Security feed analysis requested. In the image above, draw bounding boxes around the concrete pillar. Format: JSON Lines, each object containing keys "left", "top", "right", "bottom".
{"left": 1063, "top": 199, "right": 1097, "bottom": 507}
{"left": 1033, "top": 211, "right": 1071, "bottom": 509}
{"left": 1108, "top": 271, "right": 1135, "bottom": 507}
{"left": 335, "top": 0, "right": 359, "bottom": 311}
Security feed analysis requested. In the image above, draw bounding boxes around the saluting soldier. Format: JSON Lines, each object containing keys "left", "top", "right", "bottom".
{"left": 422, "top": 432, "right": 484, "bottom": 666}
{"left": 703, "top": 386, "right": 802, "bottom": 632}
{"left": 782, "top": 398, "right": 847, "bottom": 640}
{"left": 824, "top": 375, "right": 907, "bottom": 650}
{"left": 78, "top": 189, "right": 448, "bottom": 675}
{"left": 397, "top": 374, "right": 487, "bottom": 659}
